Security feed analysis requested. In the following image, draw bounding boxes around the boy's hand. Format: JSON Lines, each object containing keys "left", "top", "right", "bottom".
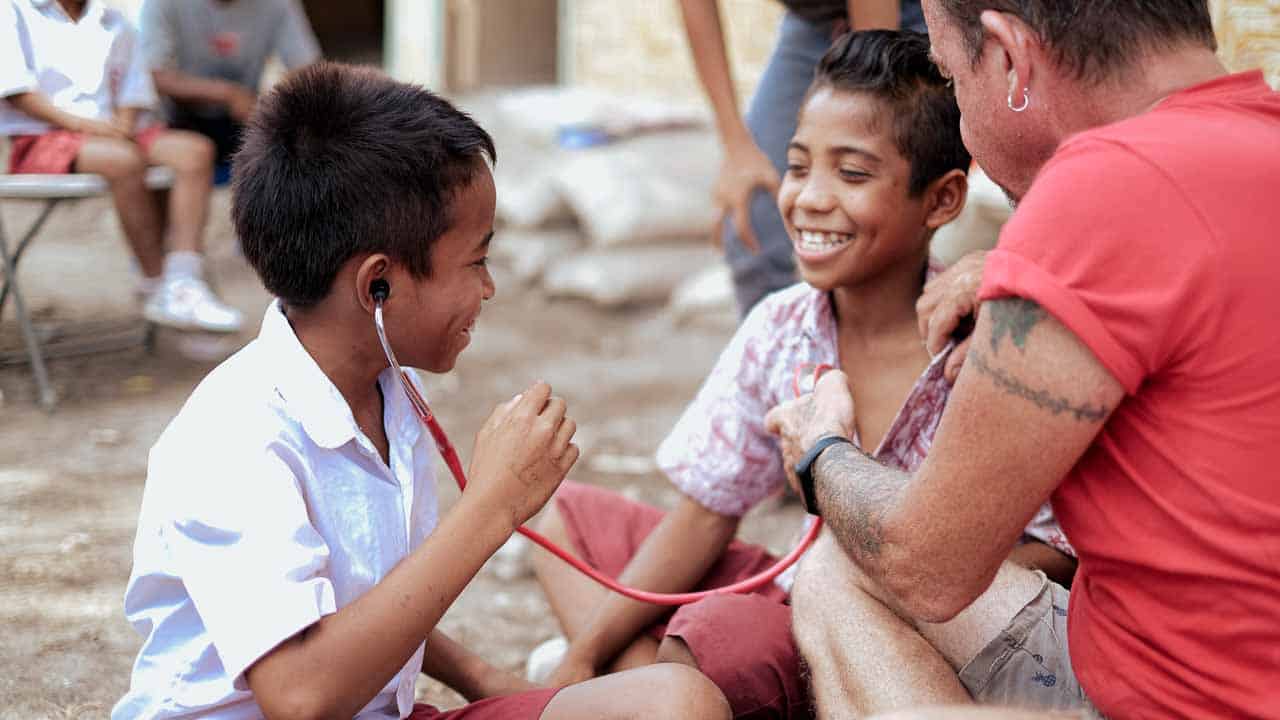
{"left": 468, "top": 382, "right": 579, "bottom": 530}
{"left": 223, "top": 83, "right": 258, "bottom": 123}
{"left": 71, "top": 116, "right": 129, "bottom": 140}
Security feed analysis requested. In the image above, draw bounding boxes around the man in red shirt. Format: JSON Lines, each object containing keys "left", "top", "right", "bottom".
{"left": 766, "top": 1, "right": 1280, "bottom": 717}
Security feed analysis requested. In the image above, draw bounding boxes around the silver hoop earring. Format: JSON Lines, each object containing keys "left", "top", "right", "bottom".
{"left": 1008, "top": 87, "right": 1030, "bottom": 112}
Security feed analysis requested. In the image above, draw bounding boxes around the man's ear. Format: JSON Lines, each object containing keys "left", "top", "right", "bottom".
{"left": 979, "top": 10, "right": 1037, "bottom": 104}
{"left": 924, "top": 168, "right": 970, "bottom": 231}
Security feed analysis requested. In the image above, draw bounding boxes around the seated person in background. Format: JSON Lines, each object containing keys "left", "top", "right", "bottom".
{"left": 530, "top": 30, "right": 1075, "bottom": 719}
{"left": 138, "top": 0, "right": 320, "bottom": 169}
{"left": 1, "top": 0, "right": 242, "bottom": 333}
{"left": 111, "top": 62, "right": 731, "bottom": 720}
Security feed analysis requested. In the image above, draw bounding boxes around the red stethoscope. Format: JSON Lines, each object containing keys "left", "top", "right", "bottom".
{"left": 375, "top": 296, "right": 823, "bottom": 606}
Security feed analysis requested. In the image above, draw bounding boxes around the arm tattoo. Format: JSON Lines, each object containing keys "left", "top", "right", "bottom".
{"left": 813, "top": 443, "right": 905, "bottom": 563}
{"left": 970, "top": 348, "right": 1110, "bottom": 422}
{"left": 988, "top": 298, "right": 1046, "bottom": 354}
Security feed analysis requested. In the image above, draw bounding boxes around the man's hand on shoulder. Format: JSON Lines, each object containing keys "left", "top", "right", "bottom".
{"left": 917, "top": 250, "right": 986, "bottom": 383}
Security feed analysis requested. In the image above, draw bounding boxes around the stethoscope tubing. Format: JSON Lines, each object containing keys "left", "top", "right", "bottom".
{"left": 375, "top": 302, "right": 822, "bottom": 606}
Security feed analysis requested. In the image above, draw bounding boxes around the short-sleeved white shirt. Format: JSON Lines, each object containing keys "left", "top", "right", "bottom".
{"left": 113, "top": 302, "right": 440, "bottom": 720}
{"left": 0, "top": 0, "right": 157, "bottom": 136}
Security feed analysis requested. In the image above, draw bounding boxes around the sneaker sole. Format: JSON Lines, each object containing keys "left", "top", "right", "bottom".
{"left": 143, "top": 307, "right": 243, "bottom": 334}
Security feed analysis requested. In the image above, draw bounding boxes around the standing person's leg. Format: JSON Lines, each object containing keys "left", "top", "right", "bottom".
{"left": 74, "top": 137, "right": 166, "bottom": 278}
{"left": 723, "top": 13, "right": 833, "bottom": 316}
{"left": 792, "top": 533, "right": 1091, "bottom": 719}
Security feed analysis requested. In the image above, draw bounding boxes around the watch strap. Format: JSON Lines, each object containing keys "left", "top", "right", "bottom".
{"left": 794, "top": 435, "right": 852, "bottom": 516}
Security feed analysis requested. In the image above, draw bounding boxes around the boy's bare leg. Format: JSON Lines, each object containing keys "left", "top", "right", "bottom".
{"left": 74, "top": 137, "right": 164, "bottom": 277}
{"left": 146, "top": 130, "right": 215, "bottom": 254}
{"left": 792, "top": 531, "right": 1043, "bottom": 719}
{"left": 531, "top": 502, "right": 660, "bottom": 672}
{"left": 540, "top": 664, "right": 730, "bottom": 720}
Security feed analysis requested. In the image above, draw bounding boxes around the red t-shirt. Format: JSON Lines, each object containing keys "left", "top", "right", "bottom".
{"left": 980, "top": 71, "right": 1280, "bottom": 718}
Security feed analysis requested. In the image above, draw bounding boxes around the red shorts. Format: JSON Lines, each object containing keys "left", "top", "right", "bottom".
{"left": 7, "top": 125, "right": 167, "bottom": 174}
{"left": 408, "top": 689, "right": 560, "bottom": 719}
{"left": 555, "top": 481, "right": 810, "bottom": 719}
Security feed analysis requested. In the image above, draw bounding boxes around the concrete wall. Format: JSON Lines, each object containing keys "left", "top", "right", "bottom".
{"left": 563, "top": 0, "right": 784, "bottom": 107}
{"left": 102, "top": 0, "right": 1276, "bottom": 94}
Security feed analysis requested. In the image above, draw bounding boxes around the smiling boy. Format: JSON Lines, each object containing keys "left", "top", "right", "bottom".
{"left": 111, "top": 63, "right": 730, "bottom": 720}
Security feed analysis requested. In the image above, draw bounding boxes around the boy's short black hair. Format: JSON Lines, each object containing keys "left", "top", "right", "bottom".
{"left": 810, "top": 30, "right": 971, "bottom": 196}
{"left": 232, "top": 62, "right": 496, "bottom": 309}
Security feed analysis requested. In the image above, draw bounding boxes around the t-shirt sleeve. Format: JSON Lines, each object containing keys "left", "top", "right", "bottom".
{"left": 155, "top": 439, "right": 337, "bottom": 688}
{"left": 655, "top": 299, "right": 786, "bottom": 517}
{"left": 137, "top": 0, "right": 178, "bottom": 71}
{"left": 275, "top": 0, "right": 321, "bottom": 70}
{"left": 978, "top": 137, "right": 1216, "bottom": 394}
{"left": 115, "top": 22, "right": 158, "bottom": 110}
{"left": 0, "top": 1, "right": 37, "bottom": 98}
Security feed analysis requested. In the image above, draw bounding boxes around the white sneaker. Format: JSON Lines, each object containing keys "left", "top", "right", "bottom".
{"left": 525, "top": 636, "right": 569, "bottom": 685}
{"left": 144, "top": 275, "right": 244, "bottom": 333}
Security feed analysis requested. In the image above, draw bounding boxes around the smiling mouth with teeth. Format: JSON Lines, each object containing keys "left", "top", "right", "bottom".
{"left": 797, "top": 230, "right": 854, "bottom": 253}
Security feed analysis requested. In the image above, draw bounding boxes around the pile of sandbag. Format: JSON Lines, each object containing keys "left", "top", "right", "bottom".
{"left": 458, "top": 87, "right": 735, "bottom": 317}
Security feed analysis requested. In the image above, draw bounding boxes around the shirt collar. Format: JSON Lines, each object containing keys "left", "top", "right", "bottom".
{"left": 259, "top": 301, "right": 363, "bottom": 450}
{"left": 260, "top": 301, "right": 426, "bottom": 453}
{"left": 33, "top": 0, "right": 106, "bottom": 25}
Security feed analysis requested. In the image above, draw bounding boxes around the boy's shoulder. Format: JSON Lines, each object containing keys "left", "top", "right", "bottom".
{"left": 150, "top": 336, "right": 298, "bottom": 471}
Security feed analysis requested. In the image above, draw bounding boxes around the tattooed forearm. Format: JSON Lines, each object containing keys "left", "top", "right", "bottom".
{"left": 970, "top": 349, "right": 1110, "bottom": 422}
{"left": 813, "top": 443, "right": 906, "bottom": 563}
{"left": 988, "top": 298, "right": 1046, "bottom": 354}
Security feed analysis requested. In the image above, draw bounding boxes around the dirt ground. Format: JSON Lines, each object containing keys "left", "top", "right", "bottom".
{"left": 0, "top": 189, "right": 806, "bottom": 718}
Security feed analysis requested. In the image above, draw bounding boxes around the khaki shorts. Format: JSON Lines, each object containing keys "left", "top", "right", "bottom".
{"left": 958, "top": 572, "right": 1103, "bottom": 717}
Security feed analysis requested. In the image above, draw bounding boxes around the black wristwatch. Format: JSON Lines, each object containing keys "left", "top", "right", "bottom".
{"left": 794, "top": 435, "right": 852, "bottom": 516}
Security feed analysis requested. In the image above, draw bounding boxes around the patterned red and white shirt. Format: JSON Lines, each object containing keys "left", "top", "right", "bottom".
{"left": 656, "top": 282, "right": 1073, "bottom": 557}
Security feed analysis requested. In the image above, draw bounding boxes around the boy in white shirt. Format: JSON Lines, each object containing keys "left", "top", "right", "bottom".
{"left": 112, "top": 62, "right": 731, "bottom": 720}
{"left": 0, "top": 0, "right": 242, "bottom": 333}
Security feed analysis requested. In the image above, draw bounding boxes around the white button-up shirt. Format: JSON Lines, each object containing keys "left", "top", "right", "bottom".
{"left": 113, "top": 302, "right": 440, "bottom": 720}
{"left": 1, "top": 0, "right": 157, "bottom": 136}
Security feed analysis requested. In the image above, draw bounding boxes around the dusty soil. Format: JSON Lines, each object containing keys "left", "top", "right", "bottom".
{"left": 0, "top": 190, "right": 805, "bottom": 718}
